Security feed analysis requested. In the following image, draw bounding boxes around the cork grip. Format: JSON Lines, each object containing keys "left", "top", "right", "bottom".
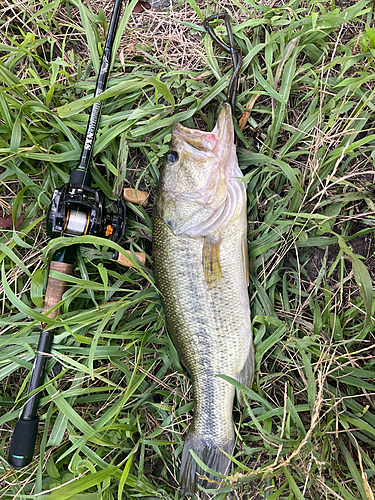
{"left": 42, "top": 261, "right": 74, "bottom": 318}
{"left": 123, "top": 188, "right": 148, "bottom": 207}
{"left": 117, "top": 250, "right": 146, "bottom": 267}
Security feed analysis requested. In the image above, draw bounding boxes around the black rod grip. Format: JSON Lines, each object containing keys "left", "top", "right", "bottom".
{"left": 20, "top": 330, "right": 54, "bottom": 420}
{"left": 8, "top": 417, "right": 39, "bottom": 467}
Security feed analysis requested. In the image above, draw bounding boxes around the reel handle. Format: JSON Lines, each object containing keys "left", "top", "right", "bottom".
{"left": 123, "top": 188, "right": 148, "bottom": 207}
{"left": 116, "top": 250, "right": 146, "bottom": 267}
{"left": 119, "top": 188, "right": 148, "bottom": 267}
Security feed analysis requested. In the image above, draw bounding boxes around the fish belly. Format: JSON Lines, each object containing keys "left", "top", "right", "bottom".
{"left": 152, "top": 209, "right": 253, "bottom": 496}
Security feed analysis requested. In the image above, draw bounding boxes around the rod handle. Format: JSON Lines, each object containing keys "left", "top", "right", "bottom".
{"left": 123, "top": 188, "right": 148, "bottom": 207}
{"left": 42, "top": 261, "right": 74, "bottom": 318}
{"left": 116, "top": 250, "right": 146, "bottom": 267}
{"left": 8, "top": 417, "right": 39, "bottom": 467}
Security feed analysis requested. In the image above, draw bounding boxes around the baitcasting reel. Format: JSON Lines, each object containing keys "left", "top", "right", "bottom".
{"left": 47, "top": 169, "right": 126, "bottom": 243}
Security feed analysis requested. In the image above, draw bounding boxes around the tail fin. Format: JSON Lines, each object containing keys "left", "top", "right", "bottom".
{"left": 180, "top": 434, "right": 234, "bottom": 498}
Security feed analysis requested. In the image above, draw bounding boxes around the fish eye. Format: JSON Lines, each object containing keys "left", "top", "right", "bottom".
{"left": 166, "top": 151, "right": 178, "bottom": 163}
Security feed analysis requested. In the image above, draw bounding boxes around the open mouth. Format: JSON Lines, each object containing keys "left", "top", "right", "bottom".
{"left": 171, "top": 103, "right": 233, "bottom": 155}
{"left": 172, "top": 123, "right": 217, "bottom": 152}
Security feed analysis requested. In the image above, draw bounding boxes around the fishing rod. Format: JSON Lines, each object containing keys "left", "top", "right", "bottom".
{"left": 8, "top": 0, "right": 147, "bottom": 468}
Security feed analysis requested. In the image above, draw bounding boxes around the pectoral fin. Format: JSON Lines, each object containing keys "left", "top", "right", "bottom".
{"left": 202, "top": 236, "right": 222, "bottom": 287}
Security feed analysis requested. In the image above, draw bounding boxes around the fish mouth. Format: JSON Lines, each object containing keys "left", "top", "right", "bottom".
{"left": 172, "top": 103, "right": 233, "bottom": 154}
{"left": 172, "top": 124, "right": 216, "bottom": 152}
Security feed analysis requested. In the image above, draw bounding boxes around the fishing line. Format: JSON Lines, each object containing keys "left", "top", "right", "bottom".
{"left": 203, "top": 13, "right": 242, "bottom": 113}
{"left": 204, "top": 14, "right": 262, "bottom": 152}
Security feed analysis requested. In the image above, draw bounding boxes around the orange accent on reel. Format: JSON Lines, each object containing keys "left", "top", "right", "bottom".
{"left": 83, "top": 213, "right": 90, "bottom": 235}
{"left": 63, "top": 210, "right": 70, "bottom": 232}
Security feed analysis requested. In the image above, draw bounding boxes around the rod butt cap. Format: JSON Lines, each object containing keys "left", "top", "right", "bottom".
{"left": 8, "top": 418, "right": 39, "bottom": 468}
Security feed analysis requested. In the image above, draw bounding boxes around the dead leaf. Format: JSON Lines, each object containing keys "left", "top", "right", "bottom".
{"left": 119, "top": 49, "right": 126, "bottom": 71}
{"left": 0, "top": 215, "right": 24, "bottom": 229}
{"left": 132, "top": 1, "right": 151, "bottom": 13}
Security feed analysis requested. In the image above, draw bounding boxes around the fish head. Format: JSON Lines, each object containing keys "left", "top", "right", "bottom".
{"left": 155, "top": 104, "right": 244, "bottom": 237}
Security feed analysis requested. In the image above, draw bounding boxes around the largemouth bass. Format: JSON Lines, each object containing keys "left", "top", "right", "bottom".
{"left": 152, "top": 103, "right": 254, "bottom": 497}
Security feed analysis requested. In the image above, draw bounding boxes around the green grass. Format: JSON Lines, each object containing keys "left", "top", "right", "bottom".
{"left": 1, "top": 0, "right": 375, "bottom": 498}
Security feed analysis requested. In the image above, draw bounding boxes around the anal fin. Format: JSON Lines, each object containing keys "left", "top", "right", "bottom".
{"left": 236, "top": 339, "right": 255, "bottom": 405}
{"left": 242, "top": 234, "right": 249, "bottom": 285}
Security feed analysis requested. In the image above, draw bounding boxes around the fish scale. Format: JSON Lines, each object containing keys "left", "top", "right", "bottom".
{"left": 152, "top": 103, "right": 254, "bottom": 497}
